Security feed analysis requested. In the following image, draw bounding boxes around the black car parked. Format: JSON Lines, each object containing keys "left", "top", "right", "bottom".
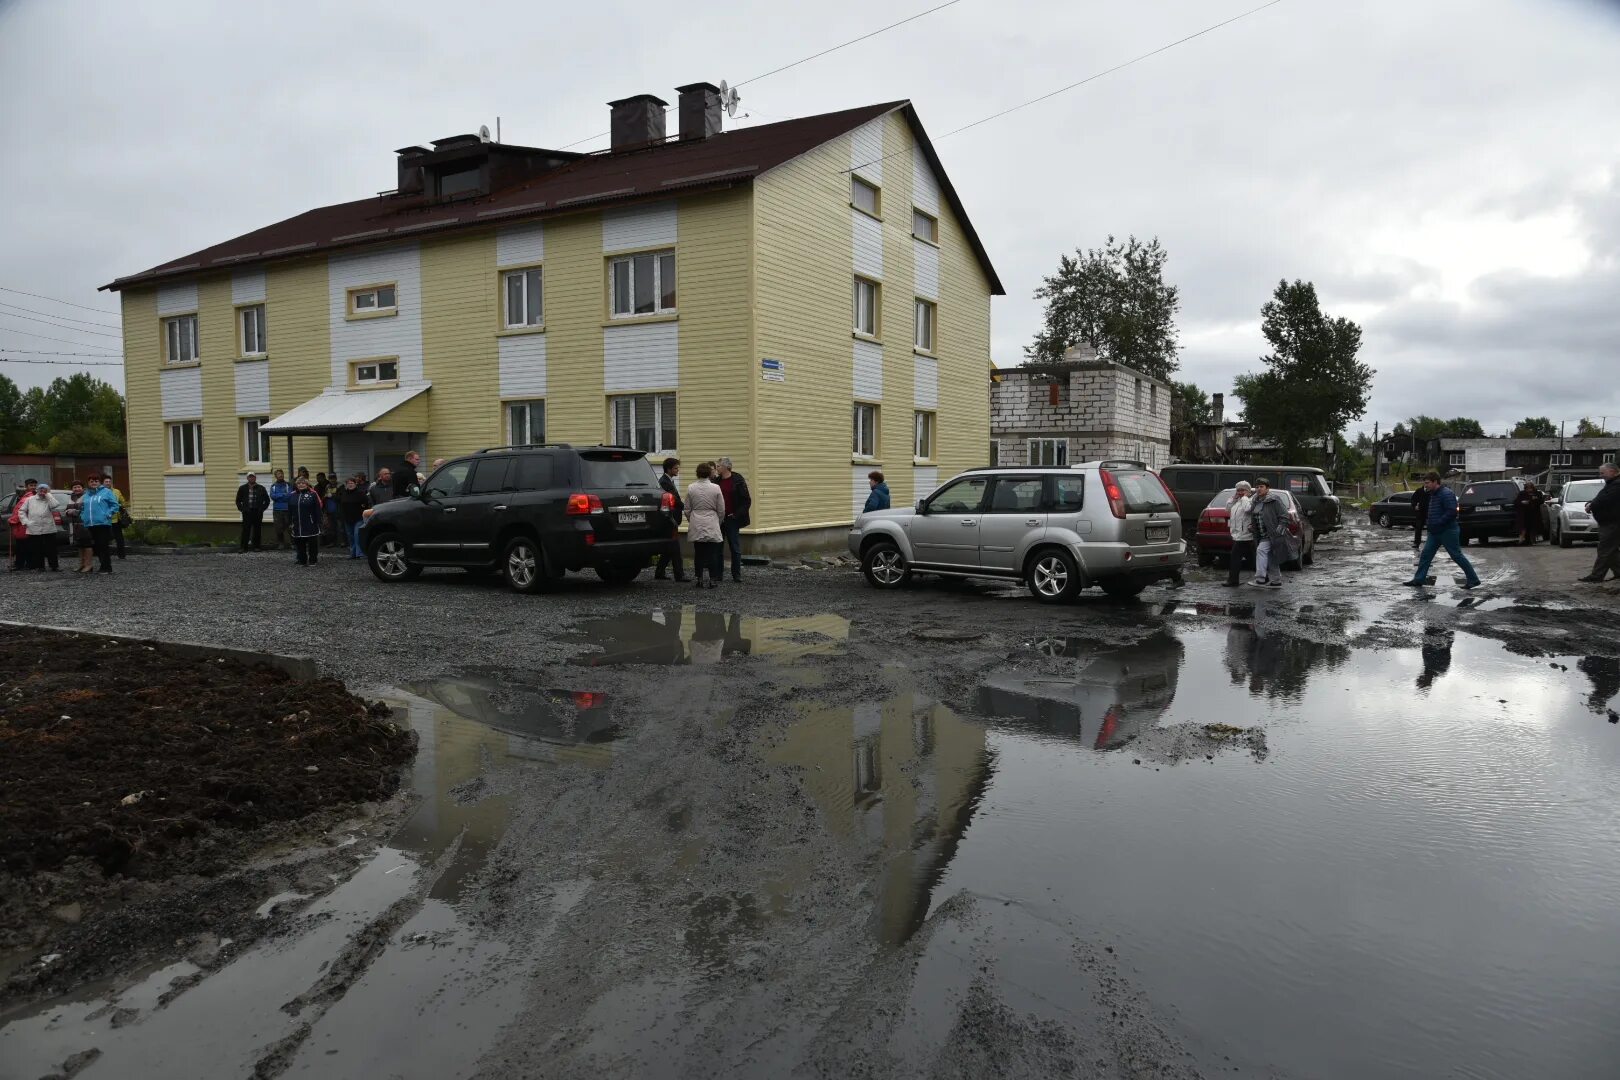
{"left": 1457, "top": 478, "right": 1526, "bottom": 544}
{"left": 1368, "top": 491, "right": 1419, "bottom": 529}
{"left": 361, "top": 445, "right": 676, "bottom": 593}
{"left": 1159, "top": 464, "right": 1341, "bottom": 538}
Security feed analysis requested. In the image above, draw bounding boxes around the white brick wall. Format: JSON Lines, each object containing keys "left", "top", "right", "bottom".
{"left": 989, "top": 360, "right": 1171, "bottom": 463}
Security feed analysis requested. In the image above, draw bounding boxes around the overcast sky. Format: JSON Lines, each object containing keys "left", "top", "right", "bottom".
{"left": 2, "top": 0, "right": 1617, "bottom": 436}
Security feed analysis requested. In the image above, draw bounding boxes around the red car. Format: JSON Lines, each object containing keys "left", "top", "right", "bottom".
{"left": 1196, "top": 488, "right": 1315, "bottom": 569}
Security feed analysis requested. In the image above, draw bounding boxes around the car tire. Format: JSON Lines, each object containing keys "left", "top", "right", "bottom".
{"left": 503, "top": 536, "right": 550, "bottom": 594}
{"left": 595, "top": 563, "right": 644, "bottom": 585}
{"left": 1377, "top": 512, "right": 1392, "bottom": 528}
{"left": 368, "top": 535, "right": 422, "bottom": 583}
{"left": 1558, "top": 523, "right": 1573, "bottom": 549}
{"left": 1026, "top": 548, "right": 1081, "bottom": 604}
{"left": 861, "top": 540, "right": 912, "bottom": 589}
{"left": 1302, "top": 542, "right": 1315, "bottom": 567}
{"left": 1099, "top": 577, "right": 1147, "bottom": 601}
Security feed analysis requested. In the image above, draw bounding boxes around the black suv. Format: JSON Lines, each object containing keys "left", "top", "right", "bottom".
{"left": 1457, "top": 478, "right": 1525, "bottom": 545}
{"left": 361, "top": 445, "right": 675, "bottom": 593}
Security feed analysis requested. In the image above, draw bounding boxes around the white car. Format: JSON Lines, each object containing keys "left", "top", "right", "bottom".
{"left": 1545, "top": 479, "right": 1605, "bottom": 547}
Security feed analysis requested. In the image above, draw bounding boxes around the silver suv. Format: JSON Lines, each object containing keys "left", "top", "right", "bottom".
{"left": 848, "top": 461, "right": 1185, "bottom": 603}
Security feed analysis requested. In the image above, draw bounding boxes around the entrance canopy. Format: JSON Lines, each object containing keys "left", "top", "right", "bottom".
{"left": 262, "top": 384, "right": 431, "bottom": 436}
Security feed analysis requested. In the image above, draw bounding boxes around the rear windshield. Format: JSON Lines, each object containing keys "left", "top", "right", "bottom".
{"left": 1112, "top": 470, "right": 1175, "bottom": 513}
{"left": 579, "top": 452, "right": 658, "bottom": 489}
{"left": 1462, "top": 481, "right": 1518, "bottom": 504}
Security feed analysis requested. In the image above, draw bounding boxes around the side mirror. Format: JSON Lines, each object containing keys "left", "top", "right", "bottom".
{"left": 915, "top": 498, "right": 928, "bottom": 514}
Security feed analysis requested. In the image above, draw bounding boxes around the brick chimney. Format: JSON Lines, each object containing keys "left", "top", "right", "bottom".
{"left": 1212, "top": 393, "right": 1224, "bottom": 425}
{"left": 608, "top": 94, "right": 669, "bottom": 151}
{"left": 394, "top": 145, "right": 429, "bottom": 195}
{"left": 675, "top": 82, "right": 723, "bottom": 142}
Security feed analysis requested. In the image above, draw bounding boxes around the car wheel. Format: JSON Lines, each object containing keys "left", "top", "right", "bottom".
{"left": 1377, "top": 512, "right": 1391, "bottom": 528}
{"left": 1026, "top": 549, "right": 1081, "bottom": 604}
{"left": 503, "top": 536, "right": 550, "bottom": 594}
{"left": 1099, "top": 577, "right": 1147, "bottom": 601}
{"left": 1302, "top": 542, "right": 1315, "bottom": 566}
{"left": 368, "top": 535, "right": 422, "bottom": 582}
{"left": 1558, "top": 523, "right": 1573, "bottom": 549}
{"left": 861, "top": 540, "right": 911, "bottom": 589}
{"left": 596, "top": 563, "right": 644, "bottom": 585}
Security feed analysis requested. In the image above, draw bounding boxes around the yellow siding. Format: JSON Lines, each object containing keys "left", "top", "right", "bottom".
{"left": 197, "top": 276, "right": 238, "bottom": 518}
{"left": 120, "top": 288, "right": 163, "bottom": 519}
{"left": 540, "top": 213, "right": 605, "bottom": 444}
{"left": 421, "top": 232, "right": 499, "bottom": 457}
{"left": 935, "top": 168, "right": 993, "bottom": 477}
{"left": 878, "top": 113, "right": 918, "bottom": 508}
{"left": 264, "top": 258, "right": 331, "bottom": 480}
{"left": 676, "top": 189, "right": 754, "bottom": 475}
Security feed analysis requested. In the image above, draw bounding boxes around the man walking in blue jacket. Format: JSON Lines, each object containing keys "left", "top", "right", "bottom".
{"left": 1404, "top": 472, "right": 1480, "bottom": 589}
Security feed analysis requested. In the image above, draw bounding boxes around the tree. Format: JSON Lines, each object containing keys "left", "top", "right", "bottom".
{"left": 1512, "top": 416, "right": 1556, "bottom": 439}
{"left": 1575, "top": 417, "right": 1613, "bottom": 438}
{"left": 0, "top": 373, "right": 28, "bottom": 451}
{"left": 1444, "top": 417, "right": 1485, "bottom": 439}
{"left": 1231, "top": 280, "right": 1373, "bottom": 463}
{"left": 0, "top": 373, "right": 126, "bottom": 453}
{"left": 1027, "top": 235, "right": 1180, "bottom": 381}
{"left": 1169, "top": 381, "right": 1211, "bottom": 460}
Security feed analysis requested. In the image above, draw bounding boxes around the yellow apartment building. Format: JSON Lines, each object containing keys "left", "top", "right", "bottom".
{"left": 104, "top": 85, "right": 1003, "bottom": 552}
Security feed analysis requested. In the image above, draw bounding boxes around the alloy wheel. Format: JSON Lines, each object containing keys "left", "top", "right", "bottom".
{"left": 507, "top": 542, "right": 537, "bottom": 588}
{"left": 870, "top": 548, "right": 906, "bottom": 586}
{"left": 376, "top": 539, "right": 410, "bottom": 578}
{"left": 1032, "top": 555, "right": 1069, "bottom": 597}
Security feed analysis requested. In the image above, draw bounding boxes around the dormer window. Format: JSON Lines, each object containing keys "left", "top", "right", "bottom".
{"left": 435, "top": 166, "right": 483, "bottom": 199}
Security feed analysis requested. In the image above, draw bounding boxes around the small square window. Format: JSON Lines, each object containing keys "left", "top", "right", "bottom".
{"left": 1028, "top": 438, "right": 1068, "bottom": 467}
{"left": 503, "top": 268, "right": 543, "bottom": 328}
{"left": 912, "top": 209, "right": 937, "bottom": 243}
{"left": 349, "top": 285, "right": 397, "bottom": 315}
{"left": 352, "top": 359, "right": 399, "bottom": 386}
{"left": 609, "top": 393, "right": 677, "bottom": 454}
{"left": 851, "top": 176, "right": 880, "bottom": 216}
{"left": 608, "top": 251, "right": 676, "bottom": 318}
{"left": 163, "top": 314, "right": 198, "bottom": 365}
{"left": 167, "top": 421, "right": 203, "bottom": 467}
{"left": 508, "top": 400, "right": 545, "bottom": 445}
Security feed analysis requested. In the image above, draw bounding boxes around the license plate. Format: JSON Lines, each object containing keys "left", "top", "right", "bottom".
{"left": 1146, "top": 525, "right": 1169, "bottom": 542}
{"left": 618, "top": 511, "right": 646, "bottom": 525}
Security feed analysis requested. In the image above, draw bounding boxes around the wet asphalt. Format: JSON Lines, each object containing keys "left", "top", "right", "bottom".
{"left": 2, "top": 522, "right": 1619, "bottom": 1079}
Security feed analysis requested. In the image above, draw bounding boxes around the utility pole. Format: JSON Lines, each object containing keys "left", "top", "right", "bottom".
{"left": 1373, "top": 421, "right": 1380, "bottom": 488}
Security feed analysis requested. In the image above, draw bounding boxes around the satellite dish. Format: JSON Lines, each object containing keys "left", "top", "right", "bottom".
{"left": 478, "top": 124, "right": 492, "bottom": 143}
{"left": 718, "top": 81, "right": 741, "bottom": 118}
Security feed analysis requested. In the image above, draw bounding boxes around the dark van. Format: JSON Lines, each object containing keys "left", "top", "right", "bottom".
{"left": 1159, "top": 464, "right": 1340, "bottom": 537}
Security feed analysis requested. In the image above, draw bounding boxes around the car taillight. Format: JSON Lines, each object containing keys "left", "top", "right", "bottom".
{"left": 572, "top": 691, "right": 605, "bottom": 709}
{"left": 566, "top": 493, "right": 604, "bottom": 516}
{"left": 1200, "top": 512, "right": 1228, "bottom": 531}
{"left": 660, "top": 491, "right": 675, "bottom": 511}
{"left": 1099, "top": 468, "right": 1127, "bottom": 519}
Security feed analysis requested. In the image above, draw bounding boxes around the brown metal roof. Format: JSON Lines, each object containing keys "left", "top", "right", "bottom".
{"left": 103, "top": 101, "right": 1003, "bottom": 295}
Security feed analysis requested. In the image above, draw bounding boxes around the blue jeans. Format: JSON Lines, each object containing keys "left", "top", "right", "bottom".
{"left": 1412, "top": 523, "right": 1479, "bottom": 586}
{"left": 347, "top": 520, "right": 363, "bottom": 557}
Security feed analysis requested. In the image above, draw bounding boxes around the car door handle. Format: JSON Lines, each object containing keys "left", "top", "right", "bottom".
{"left": 493, "top": 505, "right": 508, "bottom": 512}
{"left": 960, "top": 519, "right": 977, "bottom": 526}
{"left": 1026, "top": 518, "right": 1040, "bottom": 526}
{"left": 442, "top": 507, "right": 457, "bottom": 513}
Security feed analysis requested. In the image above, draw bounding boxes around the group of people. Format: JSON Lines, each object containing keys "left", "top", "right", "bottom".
{"left": 236, "top": 452, "right": 430, "bottom": 566}
{"left": 1221, "top": 478, "right": 1297, "bottom": 588}
{"left": 655, "top": 457, "right": 753, "bottom": 587}
{"left": 6, "top": 474, "right": 127, "bottom": 574}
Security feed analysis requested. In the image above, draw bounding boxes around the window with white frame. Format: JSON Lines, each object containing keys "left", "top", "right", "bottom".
{"left": 239, "top": 305, "right": 266, "bottom": 356}
{"left": 503, "top": 267, "right": 543, "bottom": 328}
{"left": 1028, "top": 438, "right": 1068, "bottom": 467}
{"left": 609, "top": 251, "right": 676, "bottom": 317}
{"left": 854, "top": 277, "right": 879, "bottom": 337}
{"left": 610, "top": 393, "right": 676, "bottom": 453}
{"left": 853, "top": 403, "right": 878, "bottom": 458}
{"left": 914, "top": 410, "right": 935, "bottom": 460}
{"left": 243, "top": 417, "right": 271, "bottom": 465}
{"left": 168, "top": 421, "right": 203, "bottom": 467}
{"left": 1605, "top": 452, "right": 1616, "bottom": 464}
{"left": 1449, "top": 452, "right": 1467, "bottom": 466}
{"left": 851, "top": 175, "right": 880, "bottom": 216}
{"left": 163, "top": 314, "right": 198, "bottom": 365}
{"left": 1551, "top": 452, "right": 1572, "bottom": 466}
{"left": 508, "top": 400, "right": 545, "bottom": 445}
{"left": 352, "top": 359, "right": 399, "bottom": 386}
{"left": 348, "top": 284, "right": 397, "bottom": 315}
{"left": 912, "top": 208, "right": 937, "bottom": 243}
{"left": 914, "top": 299, "right": 935, "bottom": 352}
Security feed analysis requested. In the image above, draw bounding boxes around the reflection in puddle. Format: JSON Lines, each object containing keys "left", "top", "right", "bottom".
{"left": 570, "top": 608, "right": 849, "bottom": 666}
{"left": 985, "top": 632, "right": 1183, "bottom": 749}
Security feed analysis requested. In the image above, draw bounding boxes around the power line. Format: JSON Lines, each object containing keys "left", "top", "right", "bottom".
{"left": 0, "top": 325, "right": 124, "bottom": 351}
{"left": 0, "top": 300, "right": 122, "bottom": 332}
{"left": 0, "top": 285, "right": 119, "bottom": 316}
{"left": 0, "top": 349, "right": 126, "bottom": 357}
{"left": 0, "top": 356, "right": 124, "bottom": 367}
{"left": 846, "top": 0, "right": 1290, "bottom": 174}
{"left": 0, "top": 309, "right": 122, "bottom": 338}
{"left": 557, "top": 0, "right": 967, "bottom": 150}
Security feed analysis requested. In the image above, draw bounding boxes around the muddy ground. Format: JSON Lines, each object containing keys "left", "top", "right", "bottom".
{"left": 1, "top": 520, "right": 1618, "bottom": 1079}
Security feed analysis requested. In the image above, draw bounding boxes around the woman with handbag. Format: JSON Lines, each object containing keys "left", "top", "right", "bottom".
{"left": 685, "top": 462, "right": 726, "bottom": 589}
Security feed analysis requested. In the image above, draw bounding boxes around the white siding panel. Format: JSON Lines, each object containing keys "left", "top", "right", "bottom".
{"left": 602, "top": 203, "right": 677, "bottom": 252}
{"left": 230, "top": 270, "right": 266, "bottom": 305}
{"left": 164, "top": 475, "right": 207, "bottom": 518}
{"left": 327, "top": 244, "right": 425, "bottom": 388}
{"left": 156, "top": 283, "right": 198, "bottom": 316}
{"left": 853, "top": 211, "right": 884, "bottom": 280}
{"left": 332, "top": 434, "right": 371, "bottom": 480}
{"left": 160, "top": 366, "right": 203, "bottom": 419}
{"left": 603, "top": 322, "right": 678, "bottom": 391}
{"left": 851, "top": 467, "right": 872, "bottom": 517}
{"left": 853, "top": 339, "right": 883, "bottom": 401}
{"left": 913, "top": 238, "right": 939, "bottom": 301}
{"left": 913, "top": 355, "right": 939, "bottom": 410}
{"left": 498, "top": 334, "right": 548, "bottom": 398}
{"left": 234, "top": 359, "right": 270, "bottom": 415}
{"left": 850, "top": 120, "right": 884, "bottom": 184}
{"left": 496, "top": 223, "right": 545, "bottom": 267}
{"left": 911, "top": 145, "right": 940, "bottom": 216}
{"left": 913, "top": 466, "right": 938, "bottom": 497}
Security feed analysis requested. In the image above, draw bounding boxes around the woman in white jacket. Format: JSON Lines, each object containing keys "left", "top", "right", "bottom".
{"left": 685, "top": 462, "right": 726, "bottom": 589}
{"left": 1224, "top": 481, "right": 1255, "bottom": 588}
{"left": 20, "top": 483, "right": 61, "bottom": 572}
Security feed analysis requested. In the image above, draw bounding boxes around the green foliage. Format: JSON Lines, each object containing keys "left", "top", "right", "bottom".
{"left": 0, "top": 372, "right": 125, "bottom": 453}
{"left": 1169, "top": 381, "right": 1211, "bottom": 459}
{"left": 126, "top": 520, "right": 172, "bottom": 545}
{"left": 1575, "top": 417, "right": 1614, "bottom": 438}
{"left": 1232, "top": 280, "right": 1373, "bottom": 462}
{"left": 1027, "top": 235, "right": 1181, "bottom": 381}
{"left": 1443, "top": 417, "right": 1485, "bottom": 439}
{"left": 1512, "top": 416, "right": 1557, "bottom": 439}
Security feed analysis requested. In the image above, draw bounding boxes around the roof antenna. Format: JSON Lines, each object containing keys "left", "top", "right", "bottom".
{"left": 496, "top": 117, "right": 501, "bottom": 143}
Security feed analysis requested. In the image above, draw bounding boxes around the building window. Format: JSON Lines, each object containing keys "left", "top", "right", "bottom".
{"left": 914, "top": 299, "right": 936, "bottom": 353}
{"left": 853, "top": 277, "right": 880, "bottom": 337}
{"left": 1149, "top": 383, "right": 1157, "bottom": 415}
{"left": 853, "top": 403, "right": 878, "bottom": 459}
{"left": 851, "top": 175, "right": 880, "bottom": 216}
{"left": 912, "top": 208, "right": 937, "bottom": 243}
{"left": 243, "top": 417, "right": 272, "bottom": 465}
{"left": 1028, "top": 438, "right": 1068, "bottom": 467}
{"left": 503, "top": 267, "right": 543, "bottom": 328}
{"left": 351, "top": 359, "right": 400, "bottom": 387}
{"left": 1448, "top": 452, "right": 1466, "bottom": 466}
{"left": 508, "top": 400, "right": 545, "bottom": 446}
{"left": 435, "top": 166, "right": 482, "bottom": 199}
{"left": 610, "top": 393, "right": 676, "bottom": 454}
{"left": 348, "top": 284, "right": 397, "bottom": 315}
{"left": 239, "top": 305, "right": 266, "bottom": 357}
{"left": 914, "top": 410, "right": 935, "bottom": 460}
{"left": 168, "top": 421, "right": 203, "bottom": 468}
{"left": 609, "top": 250, "right": 676, "bottom": 318}
{"left": 163, "top": 314, "right": 198, "bottom": 365}
{"left": 1605, "top": 453, "right": 1616, "bottom": 464}
{"left": 1551, "top": 452, "right": 1572, "bottom": 466}
{"left": 1134, "top": 379, "right": 1143, "bottom": 411}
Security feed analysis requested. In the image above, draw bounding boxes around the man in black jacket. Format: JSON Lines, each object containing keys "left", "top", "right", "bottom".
{"left": 393, "top": 451, "right": 422, "bottom": 499}
{"left": 1578, "top": 462, "right": 1620, "bottom": 582}
{"left": 236, "top": 473, "right": 271, "bottom": 551}
{"left": 655, "top": 457, "right": 686, "bottom": 581}
{"left": 715, "top": 457, "right": 752, "bottom": 583}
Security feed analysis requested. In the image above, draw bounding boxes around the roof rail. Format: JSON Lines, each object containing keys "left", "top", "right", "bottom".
{"left": 477, "top": 443, "right": 574, "bottom": 453}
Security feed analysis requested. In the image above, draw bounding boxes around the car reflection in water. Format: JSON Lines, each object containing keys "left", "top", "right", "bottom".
{"left": 569, "top": 609, "right": 848, "bottom": 667}
{"left": 977, "top": 632, "right": 1185, "bottom": 751}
